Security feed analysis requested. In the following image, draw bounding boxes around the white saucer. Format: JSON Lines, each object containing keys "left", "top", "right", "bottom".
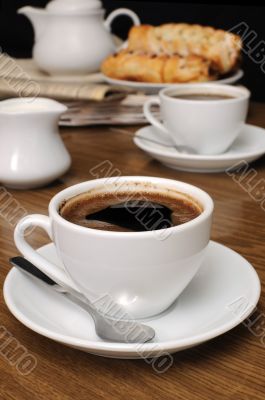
{"left": 4, "top": 241, "right": 260, "bottom": 359}
{"left": 103, "top": 70, "right": 244, "bottom": 94}
{"left": 134, "top": 124, "right": 265, "bottom": 173}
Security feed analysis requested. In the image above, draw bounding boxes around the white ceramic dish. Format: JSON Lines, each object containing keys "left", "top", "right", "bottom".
{"left": 4, "top": 241, "right": 260, "bottom": 359}
{"left": 0, "top": 97, "right": 71, "bottom": 189}
{"left": 103, "top": 70, "right": 244, "bottom": 94}
{"left": 134, "top": 124, "right": 265, "bottom": 173}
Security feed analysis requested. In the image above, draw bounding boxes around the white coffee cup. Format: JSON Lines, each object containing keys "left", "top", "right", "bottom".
{"left": 144, "top": 84, "right": 250, "bottom": 155}
{"left": 14, "top": 176, "right": 213, "bottom": 319}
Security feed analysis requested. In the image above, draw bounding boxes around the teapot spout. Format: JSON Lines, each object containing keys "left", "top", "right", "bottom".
{"left": 18, "top": 6, "right": 47, "bottom": 39}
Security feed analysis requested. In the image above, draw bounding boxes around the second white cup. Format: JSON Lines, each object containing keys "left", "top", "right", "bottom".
{"left": 144, "top": 84, "right": 250, "bottom": 155}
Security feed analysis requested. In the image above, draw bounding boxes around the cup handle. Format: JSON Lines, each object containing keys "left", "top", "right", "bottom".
{"left": 14, "top": 214, "right": 80, "bottom": 292}
{"left": 144, "top": 97, "right": 173, "bottom": 137}
{"left": 104, "top": 8, "right": 140, "bottom": 31}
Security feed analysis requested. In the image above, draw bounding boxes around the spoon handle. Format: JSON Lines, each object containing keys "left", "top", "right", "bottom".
{"left": 9, "top": 257, "right": 88, "bottom": 303}
{"left": 10, "top": 257, "right": 57, "bottom": 286}
{"left": 9, "top": 257, "right": 155, "bottom": 343}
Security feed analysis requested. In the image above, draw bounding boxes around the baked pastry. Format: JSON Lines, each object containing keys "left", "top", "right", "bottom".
{"left": 101, "top": 23, "right": 241, "bottom": 83}
{"left": 101, "top": 50, "right": 214, "bottom": 83}
{"left": 127, "top": 24, "right": 242, "bottom": 74}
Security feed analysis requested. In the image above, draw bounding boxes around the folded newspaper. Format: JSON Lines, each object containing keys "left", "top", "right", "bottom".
{"left": 61, "top": 95, "right": 159, "bottom": 126}
{"left": 0, "top": 54, "right": 132, "bottom": 101}
{"left": 0, "top": 54, "right": 157, "bottom": 125}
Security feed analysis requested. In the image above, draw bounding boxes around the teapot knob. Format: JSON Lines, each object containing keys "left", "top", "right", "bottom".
{"left": 47, "top": 0, "right": 102, "bottom": 12}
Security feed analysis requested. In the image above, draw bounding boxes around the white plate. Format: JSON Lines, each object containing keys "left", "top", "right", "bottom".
{"left": 4, "top": 241, "right": 260, "bottom": 359}
{"left": 103, "top": 70, "right": 244, "bottom": 94}
{"left": 134, "top": 124, "right": 265, "bottom": 173}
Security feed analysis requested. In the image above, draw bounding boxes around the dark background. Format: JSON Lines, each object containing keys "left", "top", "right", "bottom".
{"left": 0, "top": 1, "right": 265, "bottom": 101}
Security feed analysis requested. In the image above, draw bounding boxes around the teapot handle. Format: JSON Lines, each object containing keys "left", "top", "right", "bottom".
{"left": 104, "top": 8, "right": 140, "bottom": 32}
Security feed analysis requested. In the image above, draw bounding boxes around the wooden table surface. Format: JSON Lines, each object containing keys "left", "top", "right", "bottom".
{"left": 0, "top": 102, "right": 265, "bottom": 400}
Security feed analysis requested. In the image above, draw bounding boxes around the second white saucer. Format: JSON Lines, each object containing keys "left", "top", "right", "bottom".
{"left": 134, "top": 124, "right": 265, "bottom": 173}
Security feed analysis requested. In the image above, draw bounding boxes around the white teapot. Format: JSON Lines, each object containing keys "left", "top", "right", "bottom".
{"left": 18, "top": 0, "right": 140, "bottom": 75}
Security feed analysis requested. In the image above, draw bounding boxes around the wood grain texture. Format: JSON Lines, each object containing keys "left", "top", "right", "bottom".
{"left": 0, "top": 102, "right": 265, "bottom": 400}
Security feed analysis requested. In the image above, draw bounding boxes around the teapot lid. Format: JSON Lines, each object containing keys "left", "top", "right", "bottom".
{"left": 47, "top": 0, "right": 102, "bottom": 13}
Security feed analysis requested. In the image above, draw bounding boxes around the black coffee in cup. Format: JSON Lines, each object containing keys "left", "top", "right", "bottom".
{"left": 59, "top": 183, "right": 202, "bottom": 232}
{"left": 171, "top": 93, "right": 235, "bottom": 101}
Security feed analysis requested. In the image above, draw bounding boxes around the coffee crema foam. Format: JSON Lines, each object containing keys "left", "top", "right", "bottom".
{"left": 59, "top": 182, "right": 203, "bottom": 232}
